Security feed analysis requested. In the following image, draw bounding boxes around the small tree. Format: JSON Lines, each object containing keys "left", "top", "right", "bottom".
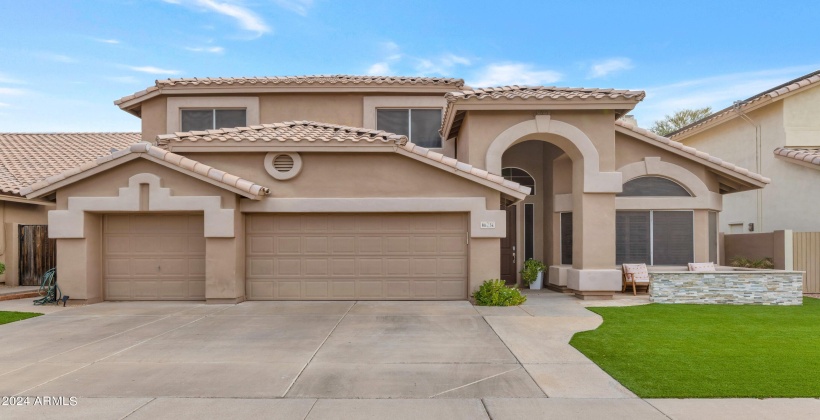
{"left": 650, "top": 107, "right": 712, "bottom": 136}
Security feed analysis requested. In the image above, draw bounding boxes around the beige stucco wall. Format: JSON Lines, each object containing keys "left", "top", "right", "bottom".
{"left": 140, "top": 97, "right": 167, "bottom": 142}
{"left": 681, "top": 98, "right": 820, "bottom": 233}
{"left": 0, "top": 201, "right": 51, "bottom": 286}
{"left": 784, "top": 84, "right": 820, "bottom": 147}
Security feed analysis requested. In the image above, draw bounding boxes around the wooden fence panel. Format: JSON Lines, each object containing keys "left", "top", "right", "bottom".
{"left": 18, "top": 225, "right": 56, "bottom": 286}
{"left": 793, "top": 232, "right": 820, "bottom": 293}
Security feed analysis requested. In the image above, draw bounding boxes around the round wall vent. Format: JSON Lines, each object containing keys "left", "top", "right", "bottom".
{"left": 264, "top": 152, "right": 302, "bottom": 180}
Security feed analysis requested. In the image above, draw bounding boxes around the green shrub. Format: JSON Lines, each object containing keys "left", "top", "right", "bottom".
{"left": 473, "top": 279, "right": 527, "bottom": 306}
{"left": 520, "top": 258, "right": 546, "bottom": 286}
{"left": 729, "top": 256, "right": 774, "bottom": 269}
{"left": 0, "top": 262, "right": 4, "bottom": 275}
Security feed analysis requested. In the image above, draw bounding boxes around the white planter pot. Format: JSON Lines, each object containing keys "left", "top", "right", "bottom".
{"left": 529, "top": 271, "right": 544, "bottom": 290}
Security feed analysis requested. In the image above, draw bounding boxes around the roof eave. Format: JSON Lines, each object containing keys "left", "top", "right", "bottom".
{"left": 614, "top": 125, "right": 768, "bottom": 190}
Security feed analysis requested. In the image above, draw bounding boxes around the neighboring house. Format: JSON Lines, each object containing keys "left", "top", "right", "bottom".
{"left": 0, "top": 133, "right": 139, "bottom": 287}
{"left": 669, "top": 70, "right": 820, "bottom": 234}
{"left": 9, "top": 75, "right": 768, "bottom": 303}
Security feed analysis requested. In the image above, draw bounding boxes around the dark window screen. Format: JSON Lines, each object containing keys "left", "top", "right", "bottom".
{"left": 653, "top": 211, "right": 694, "bottom": 265}
{"left": 619, "top": 177, "right": 691, "bottom": 197}
{"left": 215, "top": 109, "right": 246, "bottom": 129}
{"left": 560, "top": 212, "right": 573, "bottom": 265}
{"left": 502, "top": 168, "right": 536, "bottom": 195}
{"left": 709, "top": 211, "right": 718, "bottom": 263}
{"left": 616, "top": 211, "right": 651, "bottom": 265}
{"left": 377, "top": 109, "right": 410, "bottom": 137}
{"left": 180, "top": 110, "right": 213, "bottom": 132}
{"left": 525, "top": 204, "right": 534, "bottom": 261}
{"left": 410, "top": 109, "right": 442, "bottom": 148}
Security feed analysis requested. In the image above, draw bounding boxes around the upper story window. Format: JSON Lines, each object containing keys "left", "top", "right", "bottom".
{"left": 376, "top": 108, "right": 442, "bottom": 148}
{"left": 502, "top": 167, "right": 536, "bottom": 195}
{"left": 618, "top": 176, "right": 691, "bottom": 197}
{"left": 181, "top": 109, "right": 247, "bottom": 132}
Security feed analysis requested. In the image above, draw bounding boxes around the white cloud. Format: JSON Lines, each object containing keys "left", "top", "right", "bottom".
{"left": 0, "top": 87, "right": 27, "bottom": 96}
{"left": 415, "top": 53, "right": 471, "bottom": 76}
{"left": 588, "top": 58, "right": 633, "bottom": 78}
{"left": 0, "top": 102, "right": 10, "bottom": 108}
{"left": 367, "top": 62, "right": 391, "bottom": 76}
{"left": 96, "top": 38, "right": 120, "bottom": 44}
{"left": 126, "top": 66, "right": 182, "bottom": 75}
{"left": 166, "top": 0, "right": 271, "bottom": 37}
{"left": 469, "top": 63, "right": 562, "bottom": 87}
{"left": 185, "top": 46, "right": 225, "bottom": 53}
{"left": 106, "top": 76, "right": 140, "bottom": 84}
{"left": 35, "top": 52, "right": 76, "bottom": 63}
{"left": 631, "top": 65, "right": 820, "bottom": 127}
{"left": 272, "top": 0, "right": 313, "bottom": 16}
{"left": 0, "top": 73, "right": 23, "bottom": 84}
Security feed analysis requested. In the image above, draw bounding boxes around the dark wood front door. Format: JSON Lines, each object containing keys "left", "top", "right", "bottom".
{"left": 500, "top": 205, "right": 517, "bottom": 285}
{"left": 18, "top": 225, "right": 56, "bottom": 286}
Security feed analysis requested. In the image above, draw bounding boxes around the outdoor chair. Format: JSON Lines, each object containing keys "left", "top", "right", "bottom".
{"left": 688, "top": 262, "right": 717, "bottom": 272}
{"left": 621, "top": 263, "right": 650, "bottom": 295}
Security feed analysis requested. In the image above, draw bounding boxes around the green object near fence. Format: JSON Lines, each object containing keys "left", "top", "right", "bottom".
{"left": 33, "top": 268, "right": 60, "bottom": 306}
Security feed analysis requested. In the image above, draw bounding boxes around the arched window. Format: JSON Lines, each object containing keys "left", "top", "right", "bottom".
{"left": 502, "top": 167, "right": 535, "bottom": 195}
{"left": 618, "top": 176, "right": 691, "bottom": 197}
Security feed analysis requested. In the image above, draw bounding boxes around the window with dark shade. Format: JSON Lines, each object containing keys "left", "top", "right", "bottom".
{"left": 525, "top": 204, "right": 534, "bottom": 261}
{"left": 616, "top": 210, "right": 694, "bottom": 266}
{"left": 560, "top": 212, "right": 573, "bottom": 265}
{"left": 376, "top": 108, "right": 441, "bottom": 148}
{"left": 181, "top": 109, "right": 247, "bottom": 131}
{"left": 653, "top": 211, "right": 694, "bottom": 265}
{"left": 618, "top": 176, "right": 691, "bottom": 197}
{"left": 708, "top": 211, "right": 718, "bottom": 263}
{"left": 616, "top": 211, "right": 651, "bottom": 265}
{"left": 502, "top": 168, "right": 536, "bottom": 195}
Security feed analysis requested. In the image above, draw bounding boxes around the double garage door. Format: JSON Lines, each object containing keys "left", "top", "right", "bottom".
{"left": 246, "top": 213, "right": 468, "bottom": 300}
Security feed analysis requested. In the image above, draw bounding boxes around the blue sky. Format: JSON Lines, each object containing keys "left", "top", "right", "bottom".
{"left": 0, "top": 0, "right": 817, "bottom": 132}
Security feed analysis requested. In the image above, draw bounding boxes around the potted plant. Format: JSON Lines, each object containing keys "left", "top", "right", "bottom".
{"left": 521, "top": 258, "right": 546, "bottom": 290}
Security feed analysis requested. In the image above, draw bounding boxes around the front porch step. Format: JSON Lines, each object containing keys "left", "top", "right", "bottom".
{"left": 573, "top": 291, "right": 614, "bottom": 300}
{"left": 545, "top": 284, "right": 574, "bottom": 294}
{"left": 0, "top": 286, "right": 41, "bottom": 301}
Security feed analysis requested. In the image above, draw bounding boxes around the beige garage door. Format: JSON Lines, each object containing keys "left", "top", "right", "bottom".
{"left": 104, "top": 214, "right": 206, "bottom": 301}
{"left": 246, "top": 213, "right": 468, "bottom": 300}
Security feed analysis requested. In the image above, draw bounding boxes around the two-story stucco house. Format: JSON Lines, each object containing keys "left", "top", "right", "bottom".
{"left": 6, "top": 75, "right": 769, "bottom": 303}
{"left": 669, "top": 70, "right": 820, "bottom": 234}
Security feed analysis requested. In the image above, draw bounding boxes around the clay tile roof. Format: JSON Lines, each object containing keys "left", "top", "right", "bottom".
{"left": 445, "top": 85, "right": 646, "bottom": 102}
{"left": 156, "top": 121, "right": 530, "bottom": 197}
{"left": 20, "top": 143, "right": 271, "bottom": 198}
{"left": 154, "top": 121, "right": 409, "bottom": 147}
{"left": 115, "top": 75, "right": 465, "bottom": 106}
{"left": 670, "top": 70, "right": 820, "bottom": 138}
{"left": 0, "top": 132, "right": 140, "bottom": 196}
{"left": 774, "top": 147, "right": 820, "bottom": 169}
{"left": 615, "top": 120, "right": 771, "bottom": 184}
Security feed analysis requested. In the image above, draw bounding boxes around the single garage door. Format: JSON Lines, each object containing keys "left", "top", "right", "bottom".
{"left": 246, "top": 213, "right": 468, "bottom": 300}
{"left": 103, "top": 214, "right": 206, "bottom": 300}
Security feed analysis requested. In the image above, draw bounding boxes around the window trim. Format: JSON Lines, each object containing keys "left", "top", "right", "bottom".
{"left": 618, "top": 175, "right": 692, "bottom": 197}
{"left": 167, "top": 96, "right": 259, "bottom": 133}
{"left": 501, "top": 166, "right": 536, "bottom": 196}
{"left": 363, "top": 96, "right": 447, "bottom": 152}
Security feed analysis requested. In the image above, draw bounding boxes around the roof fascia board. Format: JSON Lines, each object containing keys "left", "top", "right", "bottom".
{"left": 774, "top": 153, "right": 820, "bottom": 171}
{"left": 117, "top": 85, "right": 455, "bottom": 110}
{"left": 614, "top": 125, "right": 766, "bottom": 189}
{"left": 0, "top": 194, "right": 56, "bottom": 206}
{"left": 673, "top": 83, "right": 820, "bottom": 141}
{"left": 26, "top": 153, "right": 263, "bottom": 200}
{"left": 163, "top": 145, "right": 395, "bottom": 153}
{"left": 394, "top": 148, "right": 527, "bottom": 201}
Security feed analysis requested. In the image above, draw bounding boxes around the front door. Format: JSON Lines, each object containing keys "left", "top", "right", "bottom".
{"left": 500, "top": 204, "right": 517, "bottom": 285}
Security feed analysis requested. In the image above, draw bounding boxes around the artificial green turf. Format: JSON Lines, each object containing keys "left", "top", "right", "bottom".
{"left": 570, "top": 298, "right": 820, "bottom": 398}
{"left": 0, "top": 311, "right": 42, "bottom": 325}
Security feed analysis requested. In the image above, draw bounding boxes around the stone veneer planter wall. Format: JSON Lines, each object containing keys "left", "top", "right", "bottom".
{"left": 649, "top": 271, "right": 804, "bottom": 305}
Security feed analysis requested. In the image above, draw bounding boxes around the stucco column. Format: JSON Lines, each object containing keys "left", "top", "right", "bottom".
{"left": 205, "top": 210, "right": 245, "bottom": 304}
{"left": 568, "top": 190, "right": 621, "bottom": 297}
{"left": 57, "top": 213, "right": 103, "bottom": 304}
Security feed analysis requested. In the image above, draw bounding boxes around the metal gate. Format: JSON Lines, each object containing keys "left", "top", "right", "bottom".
{"left": 18, "top": 225, "right": 56, "bottom": 286}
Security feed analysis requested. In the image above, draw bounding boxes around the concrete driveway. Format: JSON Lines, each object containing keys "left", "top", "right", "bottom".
{"left": 1, "top": 292, "right": 818, "bottom": 419}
